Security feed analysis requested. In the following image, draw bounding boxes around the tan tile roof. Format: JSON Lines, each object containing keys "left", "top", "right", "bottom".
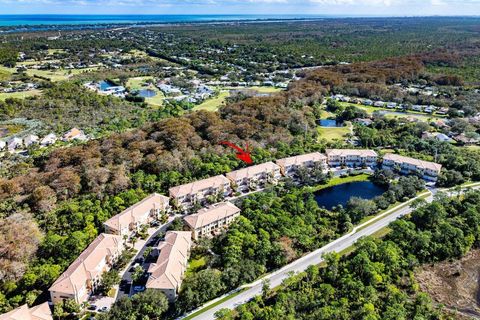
{"left": 146, "top": 231, "right": 192, "bottom": 291}
{"left": 104, "top": 193, "right": 169, "bottom": 233}
{"left": 63, "top": 128, "right": 83, "bottom": 140}
{"left": 225, "top": 162, "right": 280, "bottom": 181}
{"left": 49, "top": 234, "right": 123, "bottom": 297}
{"left": 0, "top": 303, "right": 52, "bottom": 320}
{"left": 169, "top": 175, "right": 230, "bottom": 198}
{"left": 276, "top": 152, "right": 327, "bottom": 168}
{"left": 326, "top": 149, "right": 378, "bottom": 157}
{"left": 383, "top": 153, "right": 442, "bottom": 172}
{"left": 184, "top": 202, "right": 241, "bottom": 230}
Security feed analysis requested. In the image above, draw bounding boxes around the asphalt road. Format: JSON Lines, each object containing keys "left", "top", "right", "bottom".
{"left": 117, "top": 221, "right": 173, "bottom": 300}
{"left": 186, "top": 185, "right": 480, "bottom": 320}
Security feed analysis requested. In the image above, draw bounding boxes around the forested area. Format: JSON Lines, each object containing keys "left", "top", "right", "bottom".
{"left": 1, "top": 23, "right": 480, "bottom": 316}
{"left": 215, "top": 190, "right": 480, "bottom": 320}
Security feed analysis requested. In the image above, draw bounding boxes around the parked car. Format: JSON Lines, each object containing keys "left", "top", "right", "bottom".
{"left": 87, "top": 305, "right": 97, "bottom": 311}
{"left": 99, "top": 306, "right": 109, "bottom": 312}
{"left": 133, "top": 285, "right": 145, "bottom": 293}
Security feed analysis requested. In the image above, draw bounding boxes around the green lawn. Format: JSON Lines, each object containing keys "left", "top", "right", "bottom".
{"left": 339, "top": 102, "right": 445, "bottom": 121}
{"left": 317, "top": 125, "right": 351, "bottom": 141}
{"left": 311, "top": 174, "right": 371, "bottom": 192}
{"left": 182, "top": 288, "right": 247, "bottom": 320}
{"left": 126, "top": 76, "right": 165, "bottom": 107}
{"left": 26, "top": 68, "right": 98, "bottom": 82}
{"left": 0, "top": 89, "right": 41, "bottom": 100}
{"left": 186, "top": 256, "right": 207, "bottom": 277}
{"left": 194, "top": 91, "right": 230, "bottom": 112}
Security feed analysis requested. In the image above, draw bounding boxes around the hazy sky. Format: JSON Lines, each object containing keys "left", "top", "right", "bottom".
{"left": 1, "top": 0, "right": 480, "bottom": 16}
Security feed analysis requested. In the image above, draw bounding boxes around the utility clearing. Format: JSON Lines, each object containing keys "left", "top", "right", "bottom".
{"left": 416, "top": 249, "right": 480, "bottom": 319}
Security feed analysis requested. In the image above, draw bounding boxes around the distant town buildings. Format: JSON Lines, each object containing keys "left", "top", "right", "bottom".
{"left": 382, "top": 153, "right": 442, "bottom": 182}
{"left": 103, "top": 193, "right": 170, "bottom": 237}
{"left": 0, "top": 302, "right": 52, "bottom": 320}
{"left": 145, "top": 231, "right": 192, "bottom": 302}
{"left": 226, "top": 162, "right": 282, "bottom": 194}
{"left": 49, "top": 233, "right": 124, "bottom": 305}
{"left": 184, "top": 202, "right": 241, "bottom": 240}
{"left": 326, "top": 149, "right": 378, "bottom": 168}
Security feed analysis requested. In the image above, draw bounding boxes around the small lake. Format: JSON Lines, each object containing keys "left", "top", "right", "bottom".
{"left": 99, "top": 80, "right": 116, "bottom": 91}
{"left": 315, "top": 181, "right": 386, "bottom": 210}
{"left": 318, "top": 119, "right": 342, "bottom": 127}
{"left": 138, "top": 89, "right": 157, "bottom": 98}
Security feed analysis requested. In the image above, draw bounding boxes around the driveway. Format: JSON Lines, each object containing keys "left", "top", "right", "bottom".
{"left": 116, "top": 216, "right": 178, "bottom": 301}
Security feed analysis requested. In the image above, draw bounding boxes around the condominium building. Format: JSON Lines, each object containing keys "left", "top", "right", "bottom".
{"left": 226, "top": 162, "right": 282, "bottom": 193}
{"left": 184, "top": 202, "right": 241, "bottom": 240}
{"left": 49, "top": 233, "right": 124, "bottom": 305}
{"left": 0, "top": 302, "right": 52, "bottom": 320}
{"left": 276, "top": 152, "right": 328, "bottom": 179}
{"left": 169, "top": 175, "right": 232, "bottom": 210}
{"left": 145, "top": 231, "right": 192, "bottom": 302}
{"left": 382, "top": 153, "right": 442, "bottom": 182}
{"left": 326, "top": 149, "right": 378, "bottom": 168}
{"left": 104, "top": 193, "right": 170, "bottom": 237}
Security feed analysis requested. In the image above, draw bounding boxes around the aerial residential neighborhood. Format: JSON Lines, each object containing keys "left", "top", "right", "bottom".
{"left": 1, "top": 4, "right": 480, "bottom": 320}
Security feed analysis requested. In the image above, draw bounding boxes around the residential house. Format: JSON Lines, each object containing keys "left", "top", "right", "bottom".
{"left": 422, "top": 132, "right": 453, "bottom": 143}
{"left": 145, "top": 231, "right": 192, "bottom": 302}
{"left": 6, "top": 137, "right": 22, "bottom": 152}
{"left": 49, "top": 233, "right": 124, "bottom": 305}
{"left": 386, "top": 102, "right": 397, "bottom": 109}
{"left": 276, "top": 152, "right": 327, "bottom": 181}
{"left": 63, "top": 128, "right": 86, "bottom": 142}
{"left": 103, "top": 193, "right": 170, "bottom": 238}
{"left": 326, "top": 149, "right": 378, "bottom": 168}
{"left": 184, "top": 202, "right": 241, "bottom": 240}
{"left": 0, "top": 302, "right": 52, "bottom": 320}
{"left": 382, "top": 153, "right": 442, "bottom": 182}
{"left": 23, "top": 134, "right": 39, "bottom": 147}
{"left": 454, "top": 133, "right": 480, "bottom": 146}
{"left": 412, "top": 105, "right": 423, "bottom": 112}
{"left": 169, "top": 175, "right": 232, "bottom": 210}
{"left": 363, "top": 99, "right": 373, "bottom": 106}
{"left": 226, "top": 162, "right": 282, "bottom": 194}
{"left": 373, "top": 101, "right": 385, "bottom": 107}
{"left": 424, "top": 105, "right": 435, "bottom": 114}
{"left": 0, "top": 140, "right": 5, "bottom": 150}
{"left": 354, "top": 118, "right": 373, "bottom": 126}
{"left": 40, "top": 133, "right": 57, "bottom": 146}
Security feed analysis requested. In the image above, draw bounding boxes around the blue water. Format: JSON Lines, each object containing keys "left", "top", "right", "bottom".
{"left": 99, "top": 80, "right": 116, "bottom": 91}
{"left": 315, "top": 181, "right": 386, "bottom": 210}
{"left": 319, "top": 119, "right": 341, "bottom": 127}
{"left": 0, "top": 15, "right": 327, "bottom": 27}
{"left": 138, "top": 89, "right": 156, "bottom": 98}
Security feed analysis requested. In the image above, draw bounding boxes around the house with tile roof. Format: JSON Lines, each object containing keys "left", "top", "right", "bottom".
{"left": 225, "top": 162, "right": 281, "bottom": 194}
{"left": 184, "top": 202, "right": 241, "bottom": 240}
{"left": 169, "top": 175, "right": 232, "bottom": 211}
{"left": 0, "top": 303, "right": 52, "bottom": 320}
{"left": 103, "top": 193, "right": 170, "bottom": 237}
{"left": 49, "top": 233, "right": 124, "bottom": 305}
{"left": 326, "top": 149, "right": 378, "bottom": 168}
{"left": 276, "top": 152, "right": 327, "bottom": 181}
{"left": 145, "top": 231, "right": 192, "bottom": 302}
{"left": 62, "top": 128, "right": 87, "bottom": 142}
{"left": 382, "top": 154, "right": 442, "bottom": 182}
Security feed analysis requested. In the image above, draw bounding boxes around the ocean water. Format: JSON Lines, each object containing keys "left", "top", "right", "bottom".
{"left": 0, "top": 14, "right": 325, "bottom": 27}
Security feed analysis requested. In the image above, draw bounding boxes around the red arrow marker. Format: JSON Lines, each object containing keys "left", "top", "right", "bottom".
{"left": 220, "top": 141, "right": 253, "bottom": 164}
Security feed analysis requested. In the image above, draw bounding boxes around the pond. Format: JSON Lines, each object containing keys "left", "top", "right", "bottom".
{"left": 318, "top": 119, "right": 342, "bottom": 127}
{"left": 99, "top": 80, "right": 117, "bottom": 91}
{"left": 314, "top": 181, "right": 386, "bottom": 210}
{"left": 138, "top": 89, "right": 157, "bottom": 98}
